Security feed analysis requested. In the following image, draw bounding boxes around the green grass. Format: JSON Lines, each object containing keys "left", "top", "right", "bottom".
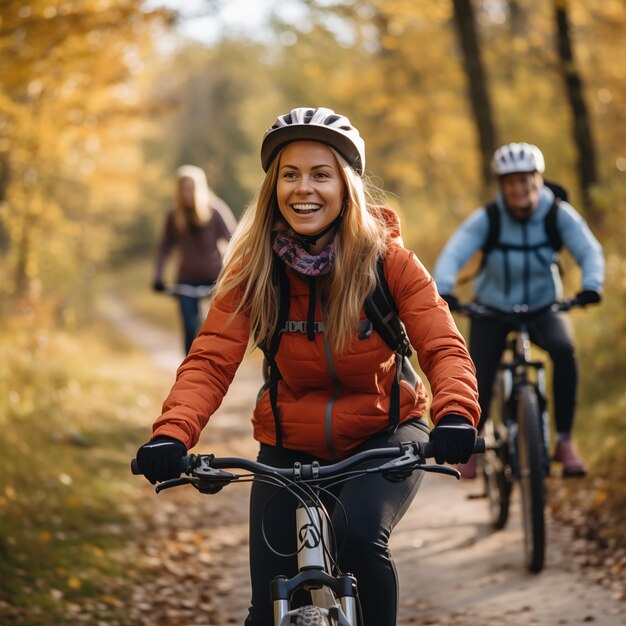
{"left": 0, "top": 312, "right": 170, "bottom": 625}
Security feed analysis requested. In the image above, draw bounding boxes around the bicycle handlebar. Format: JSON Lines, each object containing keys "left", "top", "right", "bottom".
{"left": 162, "top": 283, "right": 215, "bottom": 298}
{"left": 131, "top": 437, "right": 485, "bottom": 491}
{"left": 455, "top": 297, "right": 588, "bottom": 319}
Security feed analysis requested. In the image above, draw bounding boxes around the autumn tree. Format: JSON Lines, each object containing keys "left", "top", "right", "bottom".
{"left": 553, "top": 0, "right": 599, "bottom": 221}
{"left": 0, "top": 0, "right": 171, "bottom": 302}
{"left": 143, "top": 40, "right": 272, "bottom": 218}
{"left": 451, "top": 0, "right": 498, "bottom": 188}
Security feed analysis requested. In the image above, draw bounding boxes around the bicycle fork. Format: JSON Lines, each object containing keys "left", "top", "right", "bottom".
{"left": 271, "top": 504, "right": 358, "bottom": 625}
{"left": 503, "top": 330, "right": 551, "bottom": 477}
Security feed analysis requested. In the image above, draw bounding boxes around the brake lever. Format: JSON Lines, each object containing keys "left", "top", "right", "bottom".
{"left": 378, "top": 442, "right": 422, "bottom": 473}
{"left": 155, "top": 476, "right": 200, "bottom": 493}
{"left": 191, "top": 466, "right": 238, "bottom": 494}
{"left": 380, "top": 460, "right": 463, "bottom": 481}
{"left": 421, "top": 464, "right": 462, "bottom": 479}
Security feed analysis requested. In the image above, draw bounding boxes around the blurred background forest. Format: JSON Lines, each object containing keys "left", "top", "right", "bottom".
{"left": 1, "top": 0, "right": 625, "bottom": 623}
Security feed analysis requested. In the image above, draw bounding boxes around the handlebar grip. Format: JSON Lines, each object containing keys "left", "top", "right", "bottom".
{"left": 422, "top": 436, "right": 485, "bottom": 459}
{"left": 130, "top": 455, "right": 192, "bottom": 478}
{"left": 474, "top": 436, "right": 486, "bottom": 454}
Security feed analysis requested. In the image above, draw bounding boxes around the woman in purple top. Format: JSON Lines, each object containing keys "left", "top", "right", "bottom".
{"left": 153, "top": 165, "right": 237, "bottom": 353}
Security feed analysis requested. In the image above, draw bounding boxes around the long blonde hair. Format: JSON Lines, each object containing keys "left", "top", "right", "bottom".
{"left": 214, "top": 147, "right": 392, "bottom": 353}
{"left": 173, "top": 164, "right": 213, "bottom": 230}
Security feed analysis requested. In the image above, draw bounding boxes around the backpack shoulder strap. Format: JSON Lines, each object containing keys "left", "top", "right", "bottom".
{"left": 267, "top": 260, "right": 290, "bottom": 358}
{"left": 363, "top": 256, "right": 414, "bottom": 428}
{"left": 363, "top": 257, "right": 412, "bottom": 358}
{"left": 481, "top": 201, "right": 500, "bottom": 255}
{"left": 262, "top": 258, "right": 290, "bottom": 448}
{"left": 544, "top": 197, "right": 562, "bottom": 252}
{"left": 456, "top": 201, "right": 498, "bottom": 285}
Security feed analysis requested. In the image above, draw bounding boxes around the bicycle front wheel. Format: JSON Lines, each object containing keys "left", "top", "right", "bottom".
{"left": 516, "top": 385, "right": 546, "bottom": 573}
{"left": 291, "top": 605, "right": 331, "bottom": 625}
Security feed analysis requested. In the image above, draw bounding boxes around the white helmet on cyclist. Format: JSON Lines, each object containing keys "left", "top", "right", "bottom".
{"left": 261, "top": 107, "right": 366, "bottom": 175}
{"left": 492, "top": 143, "right": 545, "bottom": 176}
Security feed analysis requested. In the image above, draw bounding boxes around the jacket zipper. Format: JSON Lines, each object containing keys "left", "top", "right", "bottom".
{"left": 522, "top": 221, "right": 529, "bottom": 304}
{"left": 323, "top": 333, "right": 340, "bottom": 461}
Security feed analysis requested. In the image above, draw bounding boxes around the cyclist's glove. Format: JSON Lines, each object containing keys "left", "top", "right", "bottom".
{"left": 575, "top": 289, "right": 601, "bottom": 306}
{"left": 430, "top": 414, "right": 477, "bottom": 465}
{"left": 440, "top": 293, "right": 460, "bottom": 312}
{"left": 136, "top": 435, "right": 186, "bottom": 484}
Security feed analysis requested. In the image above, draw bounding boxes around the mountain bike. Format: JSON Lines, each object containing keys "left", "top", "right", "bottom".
{"left": 132, "top": 437, "right": 484, "bottom": 625}
{"left": 458, "top": 298, "right": 586, "bottom": 573}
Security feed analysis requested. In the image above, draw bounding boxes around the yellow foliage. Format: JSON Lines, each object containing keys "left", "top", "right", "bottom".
{"left": 0, "top": 0, "right": 171, "bottom": 301}
{"left": 67, "top": 577, "right": 82, "bottom": 590}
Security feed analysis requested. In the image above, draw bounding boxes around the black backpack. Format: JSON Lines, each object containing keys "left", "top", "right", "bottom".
{"left": 261, "top": 257, "right": 415, "bottom": 448}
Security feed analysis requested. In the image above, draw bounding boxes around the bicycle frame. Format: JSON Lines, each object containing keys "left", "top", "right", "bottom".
{"left": 272, "top": 502, "right": 357, "bottom": 625}
{"left": 457, "top": 297, "right": 591, "bottom": 572}
{"left": 458, "top": 300, "right": 581, "bottom": 572}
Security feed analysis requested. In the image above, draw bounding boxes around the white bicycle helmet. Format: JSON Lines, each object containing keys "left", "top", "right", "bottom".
{"left": 261, "top": 107, "right": 366, "bottom": 175}
{"left": 492, "top": 142, "right": 545, "bottom": 176}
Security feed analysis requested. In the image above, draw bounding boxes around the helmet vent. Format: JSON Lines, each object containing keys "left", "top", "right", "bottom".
{"left": 493, "top": 142, "right": 545, "bottom": 175}
{"left": 261, "top": 107, "right": 366, "bottom": 174}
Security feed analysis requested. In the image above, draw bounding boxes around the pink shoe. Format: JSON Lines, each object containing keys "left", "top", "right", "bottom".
{"left": 457, "top": 454, "right": 478, "bottom": 479}
{"left": 554, "top": 438, "right": 588, "bottom": 477}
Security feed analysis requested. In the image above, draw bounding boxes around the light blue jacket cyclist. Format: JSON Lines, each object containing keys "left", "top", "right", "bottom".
{"left": 434, "top": 142, "right": 605, "bottom": 478}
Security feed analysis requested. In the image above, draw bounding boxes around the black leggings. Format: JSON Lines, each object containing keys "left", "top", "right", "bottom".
{"left": 244, "top": 419, "right": 429, "bottom": 626}
{"left": 469, "top": 308, "right": 577, "bottom": 434}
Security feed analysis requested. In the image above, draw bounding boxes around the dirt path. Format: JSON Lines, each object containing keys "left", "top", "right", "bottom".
{"left": 104, "top": 295, "right": 626, "bottom": 626}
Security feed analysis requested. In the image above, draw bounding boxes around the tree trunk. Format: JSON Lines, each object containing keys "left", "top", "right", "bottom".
{"left": 507, "top": 0, "right": 525, "bottom": 37}
{"left": 554, "top": 0, "right": 600, "bottom": 222}
{"left": 452, "top": 0, "right": 499, "bottom": 188}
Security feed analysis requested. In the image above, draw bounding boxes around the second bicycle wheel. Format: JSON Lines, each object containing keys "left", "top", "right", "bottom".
{"left": 483, "top": 371, "right": 514, "bottom": 529}
{"left": 482, "top": 417, "right": 512, "bottom": 529}
{"left": 516, "top": 385, "right": 546, "bottom": 573}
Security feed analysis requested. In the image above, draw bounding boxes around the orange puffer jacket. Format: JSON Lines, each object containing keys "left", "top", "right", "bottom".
{"left": 152, "top": 230, "right": 480, "bottom": 461}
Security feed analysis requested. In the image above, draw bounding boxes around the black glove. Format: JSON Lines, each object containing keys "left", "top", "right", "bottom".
{"left": 430, "top": 414, "right": 477, "bottom": 465}
{"left": 152, "top": 279, "right": 165, "bottom": 292}
{"left": 136, "top": 435, "right": 186, "bottom": 484}
{"left": 575, "top": 289, "right": 601, "bottom": 306}
{"left": 440, "top": 293, "right": 460, "bottom": 312}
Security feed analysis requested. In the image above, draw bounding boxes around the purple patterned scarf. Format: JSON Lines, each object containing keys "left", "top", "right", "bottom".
{"left": 272, "top": 231, "right": 335, "bottom": 276}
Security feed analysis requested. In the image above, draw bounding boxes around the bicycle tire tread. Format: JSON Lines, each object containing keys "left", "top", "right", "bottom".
{"left": 517, "top": 385, "right": 546, "bottom": 573}
{"left": 484, "top": 379, "right": 513, "bottom": 529}
{"left": 292, "top": 605, "right": 332, "bottom": 625}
